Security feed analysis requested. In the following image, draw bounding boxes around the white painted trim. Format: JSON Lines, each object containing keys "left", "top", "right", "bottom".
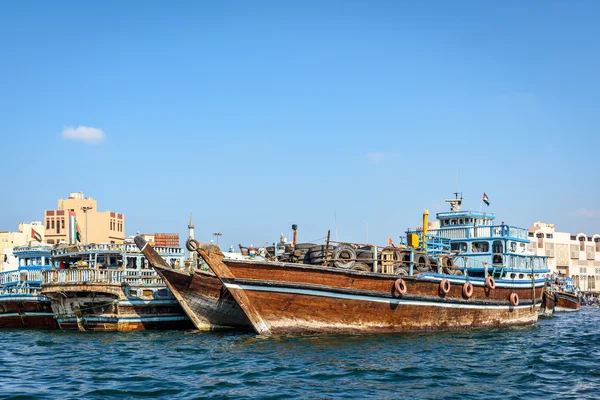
{"left": 554, "top": 306, "right": 579, "bottom": 312}
{"left": 224, "top": 283, "right": 536, "bottom": 310}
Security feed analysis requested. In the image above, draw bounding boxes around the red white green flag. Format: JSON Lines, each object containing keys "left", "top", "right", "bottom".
{"left": 482, "top": 192, "right": 490, "bottom": 206}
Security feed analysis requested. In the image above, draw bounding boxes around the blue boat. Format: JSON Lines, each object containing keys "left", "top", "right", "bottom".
{"left": 42, "top": 242, "right": 194, "bottom": 331}
{"left": 405, "top": 193, "right": 550, "bottom": 295}
{"left": 0, "top": 245, "right": 57, "bottom": 329}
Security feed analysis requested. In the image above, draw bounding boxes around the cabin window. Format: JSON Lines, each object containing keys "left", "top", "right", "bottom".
{"left": 472, "top": 241, "right": 489, "bottom": 252}
{"left": 451, "top": 242, "right": 467, "bottom": 252}
{"left": 451, "top": 220, "right": 456, "bottom": 225}
{"left": 459, "top": 218, "right": 464, "bottom": 225}
{"left": 510, "top": 242, "right": 517, "bottom": 252}
{"left": 493, "top": 241, "right": 503, "bottom": 253}
{"left": 444, "top": 220, "right": 449, "bottom": 226}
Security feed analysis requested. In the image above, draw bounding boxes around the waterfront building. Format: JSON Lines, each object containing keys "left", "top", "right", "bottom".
{"left": 0, "top": 222, "right": 45, "bottom": 272}
{"left": 43, "top": 192, "right": 124, "bottom": 245}
{"left": 528, "top": 222, "right": 600, "bottom": 293}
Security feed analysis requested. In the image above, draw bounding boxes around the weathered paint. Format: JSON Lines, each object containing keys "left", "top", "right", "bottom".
{"left": 42, "top": 282, "right": 193, "bottom": 331}
{"left": 137, "top": 238, "right": 251, "bottom": 330}
{"left": 198, "top": 246, "right": 544, "bottom": 335}
{"left": 0, "top": 297, "right": 57, "bottom": 329}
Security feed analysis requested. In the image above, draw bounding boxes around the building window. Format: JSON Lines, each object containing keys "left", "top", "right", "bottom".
{"left": 528, "top": 232, "right": 534, "bottom": 237}
{"left": 46, "top": 220, "right": 50, "bottom": 229}
{"left": 51, "top": 220, "right": 54, "bottom": 229}
{"left": 571, "top": 235, "right": 577, "bottom": 240}
{"left": 588, "top": 237, "right": 592, "bottom": 242}
{"left": 546, "top": 234, "right": 553, "bottom": 239}
{"left": 536, "top": 233, "right": 543, "bottom": 238}
{"left": 62, "top": 219, "right": 65, "bottom": 229}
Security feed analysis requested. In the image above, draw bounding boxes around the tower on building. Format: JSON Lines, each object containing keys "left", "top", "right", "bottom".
{"left": 188, "top": 214, "right": 195, "bottom": 239}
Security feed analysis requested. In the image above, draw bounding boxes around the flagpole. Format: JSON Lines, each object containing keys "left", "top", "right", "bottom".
{"left": 479, "top": 200, "right": 483, "bottom": 213}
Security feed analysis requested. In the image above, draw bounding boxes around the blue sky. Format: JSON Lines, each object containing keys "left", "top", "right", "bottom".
{"left": 1, "top": 1, "right": 599, "bottom": 248}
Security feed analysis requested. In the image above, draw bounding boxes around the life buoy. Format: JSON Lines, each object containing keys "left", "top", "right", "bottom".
{"left": 485, "top": 276, "right": 496, "bottom": 289}
{"left": 462, "top": 282, "right": 474, "bottom": 298}
{"left": 439, "top": 279, "right": 451, "bottom": 295}
{"left": 394, "top": 278, "right": 407, "bottom": 295}
{"left": 510, "top": 293, "right": 519, "bottom": 306}
{"left": 186, "top": 238, "right": 199, "bottom": 252}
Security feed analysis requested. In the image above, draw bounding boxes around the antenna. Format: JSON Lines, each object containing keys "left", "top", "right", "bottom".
{"left": 456, "top": 168, "right": 459, "bottom": 194}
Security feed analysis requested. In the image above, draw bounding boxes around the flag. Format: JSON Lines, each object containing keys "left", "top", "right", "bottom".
{"left": 31, "top": 228, "right": 42, "bottom": 242}
{"left": 68, "top": 211, "right": 82, "bottom": 244}
{"left": 388, "top": 237, "right": 394, "bottom": 246}
{"left": 76, "top": 220, "right": 82, "bottom": 243}
{"left": 482, "top": 192, "right": 490, "bottom": 206}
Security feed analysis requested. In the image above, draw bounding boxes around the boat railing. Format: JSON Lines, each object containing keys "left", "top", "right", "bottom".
{"left": 43, "top": 269, "right": 123, "bottom": 284}
{"left": 0, "top": 271, "right": 21, "bottom": 285}
{"left": 52, "top": 243, "right": 185, "bottom": 256}
{"left": 13, "top": 245, "right": 53, "bottom": 253}
{"left": 0, "top": 285, "right": 42, "bottom": 296}
{"left": 419, "top": 225, "right": 529, "bottom": 240}
{"left": 123, "top": 277, "right": 165, "bottom": 286}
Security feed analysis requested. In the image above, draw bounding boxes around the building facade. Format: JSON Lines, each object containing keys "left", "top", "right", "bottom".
{"left": 0, "top": 221, "right": 45, "bottom": 272}
{"left": 528, "top": 221, "right": 600, "bottom": 292}
{"left": 44, "top": 192, "right": 125, "bottom": 245}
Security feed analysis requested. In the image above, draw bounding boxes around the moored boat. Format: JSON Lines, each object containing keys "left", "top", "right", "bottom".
{"left": 539, "top": 287, "right": 556, "bottom": 317}
{"left": 178, "top": 195, "right": 549, "bottom": 335}
{"left": 42, "top": 242, "right": 193, "bottom": 331}
{"left": 551, "top": 277, "right": 581, "bottom": 312}
{"left": 0, "top": 245, "right": 57, "bottom": 329}
{"left": 134, "top": 236, "right": 251, "bottom": 330}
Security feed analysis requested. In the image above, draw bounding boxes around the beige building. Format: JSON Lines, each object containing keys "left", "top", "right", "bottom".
{"left": 0, "top": 221, "right": 45, "bottom": 271}
{"left": 44, "top": 192, "right": 124, "bottom": 245}
{"left": 528, "top": 221, "right": 600, "bottom": 292}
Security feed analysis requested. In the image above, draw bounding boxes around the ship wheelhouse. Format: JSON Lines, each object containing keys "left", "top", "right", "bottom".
{"left": 407, "top": 194, "right": 549, "bottom": 281}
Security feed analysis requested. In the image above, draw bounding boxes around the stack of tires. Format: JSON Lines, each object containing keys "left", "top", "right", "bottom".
{"left": 306, "top": 244, "right": 335, "bottom": 265}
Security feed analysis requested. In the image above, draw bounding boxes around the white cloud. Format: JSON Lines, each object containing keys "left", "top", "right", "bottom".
{"left": 366, "top": 152, "right": 385, "bottom": 164}
{"left": 61, "top": 126, "right": 105, "bottom": 144}
{"left": 575, "top": 208, "right": 599, "bottom": 218}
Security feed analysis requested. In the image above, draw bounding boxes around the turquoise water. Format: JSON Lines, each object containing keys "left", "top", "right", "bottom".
{"left": 1, "top": 308, "right": 599, "bottom": 399}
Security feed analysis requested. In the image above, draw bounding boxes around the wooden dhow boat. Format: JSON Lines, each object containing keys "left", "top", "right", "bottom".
{"left": 42, "top": 243, "right": 193, "bottom": 331}
{"left": 539, "top": 287, "right": 556, "bottom": 317}
{"left": 181, "top": 204, "right": 550, "bottom": 335}
{"left": 551, "top": 277, "right": 581, "bottom": 312}
{"left": 134, "top": 236, "right": 251, "bottom": 330}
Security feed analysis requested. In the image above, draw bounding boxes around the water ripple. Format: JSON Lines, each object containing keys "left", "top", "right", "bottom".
{"left": 0, "top": 308, "right": 598, "bottom": 398}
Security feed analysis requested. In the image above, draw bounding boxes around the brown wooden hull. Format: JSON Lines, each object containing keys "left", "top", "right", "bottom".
{"left": 43, "top": 283, "right": 193, "bottom": 331}
{"left": 198, "top": 247, "right": 544, "bottom": 335}
{"left": 153, "top": 267, "right": 251, "bottom": 330}
{"left": 539, "top": 289, "right": 556, "bottom": 317}
{"left": 0, "top": 296, "right": 57, "bottom": 329}
{"left": 134, "top": 238, "right": 251, "bottom": 330}
{"left": 554, "top": 291, "right": 580, "bottom": 312}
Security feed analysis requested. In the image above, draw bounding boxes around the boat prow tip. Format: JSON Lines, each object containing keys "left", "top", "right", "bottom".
{"left": 134, "top": 236, "right": 148, "bottom": 251}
